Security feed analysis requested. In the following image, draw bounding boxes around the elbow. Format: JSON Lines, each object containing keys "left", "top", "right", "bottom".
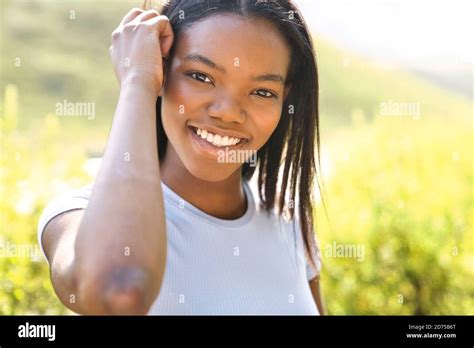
{"left": 101, "top": 266, "right": 156, "bottom": 315}
{"left": 74, "top": 265, "right": 159, "bottom": 315}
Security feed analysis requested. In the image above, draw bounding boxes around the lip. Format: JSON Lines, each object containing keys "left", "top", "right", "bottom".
{"left": 188, "top": 126, "right": 249, "bottom": 160}
{"left": 188, "top": 124, "right": 250, "bottom": 141}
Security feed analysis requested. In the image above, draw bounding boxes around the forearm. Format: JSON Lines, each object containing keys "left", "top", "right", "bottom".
{"left": 73, "top": 82, "right": 167, "bottom": 314}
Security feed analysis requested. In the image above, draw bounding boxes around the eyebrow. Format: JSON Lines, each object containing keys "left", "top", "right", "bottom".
{"left": 184, "top": 53, "right": 285, "bottom": 85}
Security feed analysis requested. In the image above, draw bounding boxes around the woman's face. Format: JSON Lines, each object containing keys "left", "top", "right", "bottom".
{"left": 161, "top": 14, "right": 290, "bottom": 181}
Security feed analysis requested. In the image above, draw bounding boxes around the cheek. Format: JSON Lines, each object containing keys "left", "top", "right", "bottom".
{"left": 161, "top": 76, "right": 195, "bottom": 139}
{"left": 250, "top": 106, "right": 282, "bottom": 148}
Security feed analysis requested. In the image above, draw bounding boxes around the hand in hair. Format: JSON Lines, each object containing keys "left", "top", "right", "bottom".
{"left": 110, "top": 8, "right": 174, "bottom": 97}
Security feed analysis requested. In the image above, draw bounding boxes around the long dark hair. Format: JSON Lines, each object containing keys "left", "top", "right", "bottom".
{"left": 144, "top": 0, "right": 324, "bottom": 271}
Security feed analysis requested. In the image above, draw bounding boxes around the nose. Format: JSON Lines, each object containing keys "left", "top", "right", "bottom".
{"left": 207, "top": 92, "right": 246, "bottom": 124}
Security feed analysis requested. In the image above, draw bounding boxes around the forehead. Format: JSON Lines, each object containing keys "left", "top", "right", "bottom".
{"left": 174, "top": 14, "right": 290, "bottom": 75}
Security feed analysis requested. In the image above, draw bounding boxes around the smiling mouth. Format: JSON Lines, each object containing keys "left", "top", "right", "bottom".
{"left": 188, "top": 126, "right": 248, "bottom": 148}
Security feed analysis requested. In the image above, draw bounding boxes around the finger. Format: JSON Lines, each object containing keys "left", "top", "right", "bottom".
{"left": 133, "top": 9, "right": 160, "bottom": 23}
{"left": 145, "top": 15, "right": 174, "bottom": 57}
{"left": 120, "top": 8, "right": 144, "bottom": 26}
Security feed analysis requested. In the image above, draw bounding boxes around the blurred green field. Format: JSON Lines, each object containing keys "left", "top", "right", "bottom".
{"left": 0, "top": 0, "right": 472, "bottom": 314}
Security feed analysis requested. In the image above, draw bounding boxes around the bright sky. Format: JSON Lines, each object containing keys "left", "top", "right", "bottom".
{"left": 295, "top": 0, "right": 473, "bottom": 68}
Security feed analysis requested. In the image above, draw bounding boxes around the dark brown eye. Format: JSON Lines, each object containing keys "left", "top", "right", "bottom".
{"left": 187, "top": 72, "right": 212, "bottom": 84}
{"left": 253, "top": 89, "right": 276, "bottom": 98}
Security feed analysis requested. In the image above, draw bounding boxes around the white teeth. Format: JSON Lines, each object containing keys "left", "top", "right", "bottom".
{"left": 193, "top": 127, "right": 243, "bottom": 147}
{"left": 213, "top": 134, "right": 222, "bottom": 146}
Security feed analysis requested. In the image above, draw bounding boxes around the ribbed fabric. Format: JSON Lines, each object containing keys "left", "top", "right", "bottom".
{"left": 37, "top": 180, "right": 321, "bottom": 315}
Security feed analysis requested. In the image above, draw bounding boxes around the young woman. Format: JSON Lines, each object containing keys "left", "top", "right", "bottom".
{"left": 38, "top": 0, "right": 325, "bottom": 315}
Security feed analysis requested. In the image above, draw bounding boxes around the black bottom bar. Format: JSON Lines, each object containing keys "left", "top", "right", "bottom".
{"left": 0, "top": 315, "right": 472, "bottom": 346}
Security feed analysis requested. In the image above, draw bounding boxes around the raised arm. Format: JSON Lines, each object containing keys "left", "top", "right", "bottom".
{"left": 42, "top": 8, "right": 174, "bottom": 315}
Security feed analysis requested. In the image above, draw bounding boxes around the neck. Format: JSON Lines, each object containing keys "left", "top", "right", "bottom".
{"left": 160, "top": 147, "right": 247, "bottom": 220}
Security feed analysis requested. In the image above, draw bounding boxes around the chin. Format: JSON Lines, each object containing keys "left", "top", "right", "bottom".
{"left": 183, "top": 158, "right": 241, "bottom": 182}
